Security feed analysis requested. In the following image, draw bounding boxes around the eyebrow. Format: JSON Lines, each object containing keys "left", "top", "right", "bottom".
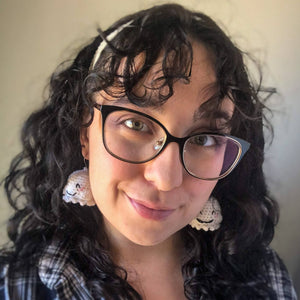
{"left": 112, "top": 96, "right": 130, "bottom": 104}
{"left": 193, "top": 107, "right": 232, "bottom": 123}
{"left": 112, "top": 95, "right": 166, "bottom": 113}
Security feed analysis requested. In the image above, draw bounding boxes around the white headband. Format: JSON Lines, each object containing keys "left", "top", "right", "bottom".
{"left": 90, "top": 20, "right": 133, "bottom": 70}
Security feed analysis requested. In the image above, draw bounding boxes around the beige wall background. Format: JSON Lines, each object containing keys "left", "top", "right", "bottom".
{"left": 0, "top": 0, "right": 299, "bottom": 295}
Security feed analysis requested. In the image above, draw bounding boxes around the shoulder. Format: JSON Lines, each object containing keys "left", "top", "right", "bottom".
{"left": 0, "top": 237, "right": 93, "bottom": 300}
{"left": 263, "top": 248, "right": 298, "bottom": 300}
{"left": 38, "top": 237, "right": 93, "bottom": 299}
{"left": 0, "top": 258, "right": 55, "bottom": 300}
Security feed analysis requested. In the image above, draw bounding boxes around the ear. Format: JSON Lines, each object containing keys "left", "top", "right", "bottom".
{"left": 80, "top": 127, "right": 89, "bottom": 160}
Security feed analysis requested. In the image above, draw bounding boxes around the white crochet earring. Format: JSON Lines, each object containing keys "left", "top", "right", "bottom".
{"left": 189, "top": 196, "right": 222, "bottom": 231}
{"left": 62, "top": 167, "right": 95, "bottom": 206}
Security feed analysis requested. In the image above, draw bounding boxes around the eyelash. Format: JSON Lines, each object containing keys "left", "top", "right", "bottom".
{"left": 124, "top": 119, "right": 149, "bottom": 131}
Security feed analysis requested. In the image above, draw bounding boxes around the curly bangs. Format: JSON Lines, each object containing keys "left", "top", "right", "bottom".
{"left": 87, "top": 4, "right": 228, "bottom": 103}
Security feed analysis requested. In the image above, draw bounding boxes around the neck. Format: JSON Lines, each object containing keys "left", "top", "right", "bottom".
{"left": 102, "top": 219, "right": 186, "bottom": 299}
{"left": 103, "top": 218, "right": 184, "bottom": 270}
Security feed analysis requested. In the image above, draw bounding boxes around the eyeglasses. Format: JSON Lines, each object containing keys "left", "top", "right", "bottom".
{"left": 94, "top": 104, "right": 250, "bottom": 180}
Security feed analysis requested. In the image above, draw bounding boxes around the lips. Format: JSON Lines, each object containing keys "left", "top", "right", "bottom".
{"left": 127, "top": 195, "right": 175, "bottom": 221}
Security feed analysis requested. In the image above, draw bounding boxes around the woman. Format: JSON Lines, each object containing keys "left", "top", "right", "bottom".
{"left": 0, "top": 3, "right": 297, "bottom": 299}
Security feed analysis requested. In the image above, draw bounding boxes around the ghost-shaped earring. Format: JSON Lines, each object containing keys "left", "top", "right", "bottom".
{"left": 62, "top": 167, "right": 95, "bottom": 206}
{"left": 189, "top": 196, "right": 222, "bottom": 231}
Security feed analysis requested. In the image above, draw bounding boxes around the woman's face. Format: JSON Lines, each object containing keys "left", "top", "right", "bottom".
{"left": 81, "top": 43, "right": 234, "bottom": 247}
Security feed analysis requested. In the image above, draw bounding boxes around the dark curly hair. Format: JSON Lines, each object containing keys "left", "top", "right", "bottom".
{"left": 1, "top": 3, "right": 278, "bottom": 299}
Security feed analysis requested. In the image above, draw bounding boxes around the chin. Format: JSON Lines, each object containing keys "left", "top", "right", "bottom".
{"left": 125, "top": 229, "right": 179, "bottom": 247}
{"left": 128, "top": 235, "right": 164, "bottom": 246}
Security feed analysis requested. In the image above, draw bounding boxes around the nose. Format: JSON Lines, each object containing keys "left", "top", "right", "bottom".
{"left": 143, "top": 142, "right": 184, "bottom": 191}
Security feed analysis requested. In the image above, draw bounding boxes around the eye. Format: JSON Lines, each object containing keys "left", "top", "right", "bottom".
{"left": 124, "top": 119, "right": 149, "bottom": 132}
{"left": 189, "top": 135, "right": 216, "bottom": 147}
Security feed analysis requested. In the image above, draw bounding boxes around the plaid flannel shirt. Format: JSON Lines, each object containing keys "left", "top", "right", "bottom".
{"left": 0, "top": 238, "right": 297, "bottom": 300}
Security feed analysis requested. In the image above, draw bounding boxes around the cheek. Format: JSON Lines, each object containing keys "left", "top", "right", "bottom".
{"left": 185, "top": 178, "right": 217, "bottom": 212}
{"left": 186, "top": 175, "right": 217, "bottom": 197}
{"left": 87, "top": 127, "right": 141, "bottom": 204}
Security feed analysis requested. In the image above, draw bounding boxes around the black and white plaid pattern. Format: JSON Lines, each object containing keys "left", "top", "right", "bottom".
{"left": 0, "top": 238, "right": 297, "bottom": 299}
{"left": 0, "top": 238, "right": 93, "bottom": 300}
{"left": 264, "top": 249, "right": 298, "bottom": 299}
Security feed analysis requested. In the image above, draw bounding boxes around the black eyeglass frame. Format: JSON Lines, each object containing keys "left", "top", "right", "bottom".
{"left": 94, "top": 104, "right": 250, "bottom": 180}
